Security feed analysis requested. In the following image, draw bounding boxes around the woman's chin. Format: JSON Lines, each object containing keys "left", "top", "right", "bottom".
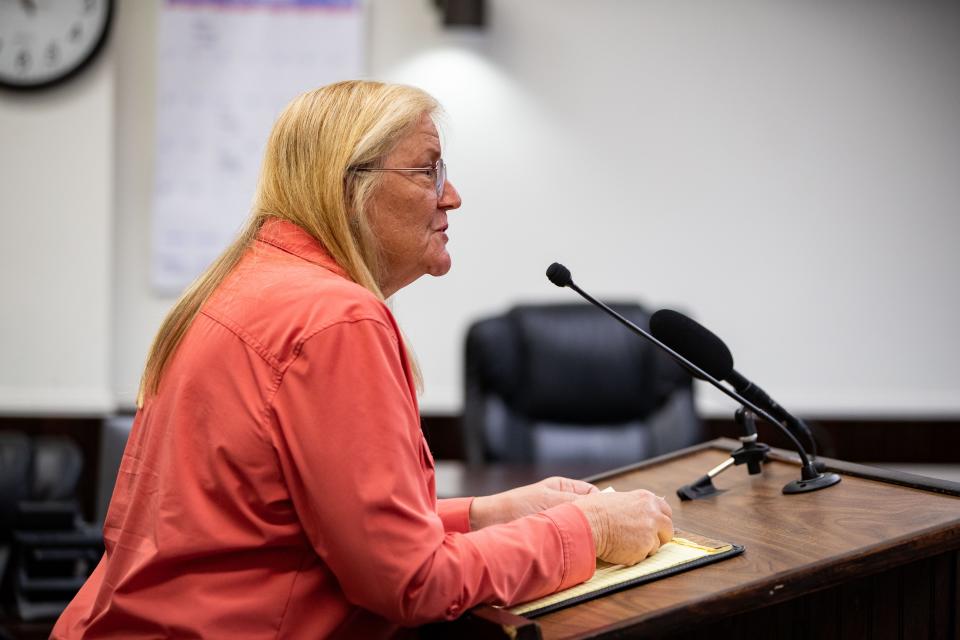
{"left": 426, "top": 253, "right": 452, "bottom": 277}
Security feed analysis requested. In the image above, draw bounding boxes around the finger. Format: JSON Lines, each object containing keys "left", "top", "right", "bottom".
{"left": 657, "top": 516, "right": 674, "bottom": 545}
{"left": 567, "top": 479, "right": 600, "bottom": 495}
{"left": 538, "top": 476, "right": 565, "bottom": 491}
{"left": 643, "top": 534, "right": 662, "bottom": 560}
{"left": 550, "top": 477, "right": 599, "bottom": 495}
{"left": 657, "top": 496, "right": 673, "bottom": 518}
{"left": 547, "top": 489, "right": 587, "bottom": 505}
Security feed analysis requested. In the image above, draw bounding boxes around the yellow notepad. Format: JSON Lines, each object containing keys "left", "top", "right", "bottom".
{"left": 509, "top": 529, "right": 741, "bottom": 617}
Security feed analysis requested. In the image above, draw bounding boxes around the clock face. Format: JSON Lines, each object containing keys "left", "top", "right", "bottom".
{"left": 0, "top": 0, "right": 113, "bottom": 90}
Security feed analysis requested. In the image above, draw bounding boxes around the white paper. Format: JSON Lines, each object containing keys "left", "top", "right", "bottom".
{"left": 152, "top": 0, "right": 364, "bottom": 293}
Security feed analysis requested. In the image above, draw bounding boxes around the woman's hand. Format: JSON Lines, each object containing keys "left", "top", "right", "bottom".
{"left": 573, "top": 490, "right": 674, "bottom": 566}
{"left": 469, "top": 476, "right": 600, "bottom": 529}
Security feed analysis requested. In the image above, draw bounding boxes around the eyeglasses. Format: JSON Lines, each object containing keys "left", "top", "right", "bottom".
{"left": 355, "top": 158, "right": 447, "bottom": 198}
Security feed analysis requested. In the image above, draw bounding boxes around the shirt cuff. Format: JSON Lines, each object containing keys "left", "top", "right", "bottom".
{"left": 540, "top": 502, "right": 597, "bottom": 591}
{"left": 437, "top": 496, "right": 474, "bottom": 533}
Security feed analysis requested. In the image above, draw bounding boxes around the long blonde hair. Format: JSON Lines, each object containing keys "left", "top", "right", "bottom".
{"left": 137, "top": 80, "right": 438, "bottom": 406}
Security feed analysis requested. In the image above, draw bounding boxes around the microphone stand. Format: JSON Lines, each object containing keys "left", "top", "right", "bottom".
{"left": 547, "top": 263, "right": 841, "bottom": 498}
{"left": 677, "top": 408, "right": 770, "bottom": 500}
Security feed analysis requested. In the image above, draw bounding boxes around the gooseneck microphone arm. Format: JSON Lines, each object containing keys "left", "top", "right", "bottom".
{"left": 545, "top": 262, "right": 841, "bottom": 496}
{"left": 727, "top": 369, "right": 819, "bottom": 459}
{"left": 545, "top": 263, "right": 814, "bottom": 470}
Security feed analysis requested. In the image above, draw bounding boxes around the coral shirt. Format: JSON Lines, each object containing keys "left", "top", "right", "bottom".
{"left": 53, "top": 219, "right": 594, "bottom": 639}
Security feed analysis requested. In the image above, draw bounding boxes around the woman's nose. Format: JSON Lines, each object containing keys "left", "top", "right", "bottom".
{"left": 440, "top": 178, "right": 462, "bottom": 210}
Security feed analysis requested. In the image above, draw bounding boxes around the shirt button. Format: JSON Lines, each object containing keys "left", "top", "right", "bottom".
{"left": 446, "top": 604, "right": 460, "bottom": 617}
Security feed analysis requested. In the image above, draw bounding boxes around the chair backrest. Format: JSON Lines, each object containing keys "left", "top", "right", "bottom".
{"left": 0, "top": 431, "right": 100, "bottom": 622}
{"left": 0, "top": 432, "right": 84, "bottom": 531}
{"left": 463, "top": 303, "right": 703, "bottom": 465}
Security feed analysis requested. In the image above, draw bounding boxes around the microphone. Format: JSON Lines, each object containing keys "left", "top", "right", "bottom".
{"left": 648, "top": 309, "right": 820, "bottom": 461}
{"left": 546, "top": 262, "right": 573, "bottom": 288}
{"left": 545, "top": 262, "right": 840, "bottom": 496}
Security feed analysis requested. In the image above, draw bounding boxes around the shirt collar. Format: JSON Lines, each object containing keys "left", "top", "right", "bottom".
{"left": 256, "top": 217, "right": 350, "bottom": 280}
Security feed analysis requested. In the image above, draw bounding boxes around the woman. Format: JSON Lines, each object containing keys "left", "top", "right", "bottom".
{"left": 53, "top": 81, "right": 673, "bottom": 639}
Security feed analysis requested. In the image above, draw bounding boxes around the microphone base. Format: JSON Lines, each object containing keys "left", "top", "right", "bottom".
{"left": 782, "top": 472, "right": 842, "bottom": 495}
{"left": 677, "top": 475, "right": 723, "bottom": 501}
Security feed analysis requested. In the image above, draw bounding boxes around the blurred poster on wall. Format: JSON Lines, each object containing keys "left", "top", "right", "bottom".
{"left": 152, "top": 0, "right": 363, "bottom": 293}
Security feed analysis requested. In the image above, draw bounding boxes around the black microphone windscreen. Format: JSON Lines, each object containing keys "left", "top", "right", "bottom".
{"left": 649, "top": 309, "right": 734, "bottom": 380}
{"left": 546, "top": 263, "right": 572, "bottom": 287}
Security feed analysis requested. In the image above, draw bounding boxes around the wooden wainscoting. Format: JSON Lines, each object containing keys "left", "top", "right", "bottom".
{"left": 421, "top": 414, "right": 960, "bottom": 464}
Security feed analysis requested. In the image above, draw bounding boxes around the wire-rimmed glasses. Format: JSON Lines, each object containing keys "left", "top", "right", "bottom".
{"left": 354, "top": 158, "right": 447, "bottom": 198}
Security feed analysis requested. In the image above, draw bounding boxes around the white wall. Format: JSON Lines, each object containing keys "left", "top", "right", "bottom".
{"left": 3, "top": 0, "right": 959, "bottom": 419}
{"left": 376, "top": 0, "right": 960, "bottom": 417}
{"left": 0, "top": 37, "right": 115, "bottom": 415}
{"left": 112, "top": 0, "right": 161, "bottom": 405}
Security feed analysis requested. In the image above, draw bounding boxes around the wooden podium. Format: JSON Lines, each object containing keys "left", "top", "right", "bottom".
{"left": 424, "top": 439, "right": 960, "bottom": 639}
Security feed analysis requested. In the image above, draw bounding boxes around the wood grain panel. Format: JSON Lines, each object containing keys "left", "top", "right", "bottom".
{"left": 870, "top": 564, "right": 901, "bottom": 640}
{"left": 930, "top": 553, "right": 955, "bottom": 640}
{"left": 530, "top": 443, "right": 960, "bottom": 639}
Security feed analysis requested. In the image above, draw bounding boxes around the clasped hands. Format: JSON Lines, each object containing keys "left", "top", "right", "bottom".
{"left": 469, "top": 476, "right": 673, "bottom": 566}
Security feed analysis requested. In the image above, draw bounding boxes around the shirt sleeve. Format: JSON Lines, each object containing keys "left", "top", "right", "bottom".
{"left": 267, "top": 317, "right": 595, "bottom": 625}
{"left": 437, "top": 497, "right": 473, "bottom": 534}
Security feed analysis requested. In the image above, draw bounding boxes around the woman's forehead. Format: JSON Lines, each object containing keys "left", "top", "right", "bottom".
{"left": 392, "top": 116, "right": 441, "bottom": 157}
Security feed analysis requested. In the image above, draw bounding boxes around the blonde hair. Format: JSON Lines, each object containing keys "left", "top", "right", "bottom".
{"left": 137, "top": 80, "right": 438, "bottom": 406}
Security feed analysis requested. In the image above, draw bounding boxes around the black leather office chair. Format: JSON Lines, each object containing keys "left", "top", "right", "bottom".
{"left": 463, "top": 303, "right": 703, "bottom": 466}
{"left": 0, "top": 432, "right": 102, "bottom": 621}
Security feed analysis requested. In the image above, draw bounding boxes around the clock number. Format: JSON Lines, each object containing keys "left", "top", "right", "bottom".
{"left": 46, "top": 43, "right": 60, "bottom": 66}
{"left": 0, "top": 0, "right": 111, "bottom": 88}
{"left": 16, "top": 50, "right": 31, "bottom": 73}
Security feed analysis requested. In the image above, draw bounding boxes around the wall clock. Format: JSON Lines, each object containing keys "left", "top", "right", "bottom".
{"left": 0, "top": 0, "right": 113, "bottom": 91}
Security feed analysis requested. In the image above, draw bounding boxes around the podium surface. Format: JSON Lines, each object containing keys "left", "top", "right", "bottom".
{"left": 432, "top": 439, "right": 960, "bottom": 639}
